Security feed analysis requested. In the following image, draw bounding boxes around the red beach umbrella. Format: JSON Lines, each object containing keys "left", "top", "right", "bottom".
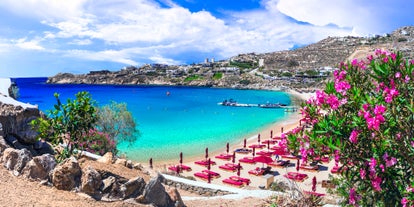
{"left": 179, "top": 152, "right": 183, "bottom": 165}
{"left": 205, "top": 147, "right": 209, "bottom": 159}
{"left": 226, "top": 142, "right": 229, "bottom": 154}
{"left": 252, "top": 147, "right": 256, "bottom": 157}
{"left": 243, "top": 139, "right": 247, "bottom": 148}
{"left": 270, "top": 130, "right": 273, "bottom": 138}
{"left": 258, "top": 134, "right": 261, "bottom": 143}
{"left": 232, "top": 151, "right": 236, "bottom": 163}
{"left": 296, "top": 159, "right": 300, "bottom": 172}
{"left": 253, "top": 155, "right": 273, "bottom": 168}
{"left": 237, "top": 163, "right": 241, "bottom": 177}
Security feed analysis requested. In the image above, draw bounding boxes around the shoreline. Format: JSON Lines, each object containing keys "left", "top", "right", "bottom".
{"left": 152, "top": 89, "right": 314, "bottom": 167}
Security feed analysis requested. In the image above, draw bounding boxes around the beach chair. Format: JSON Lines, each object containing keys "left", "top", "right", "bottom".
{"left": 225, "top": 163, "right": 242, "bottom": 169}
{"left": 268, "top": 160, "right": 290, "bottom": 168}
{"left": 284, "top": 172, "right": 308, "bottom": 182}
{"left": 219, "top": 164, "right": 237, "bottom": 172}
{"left": 256, "top": 150, "right": 273, "bottom": 157}
{"left": 215, "top": 153, "right": 233, "bottom": 160}
{"left": 230, "top": 176, "right": 250, "bottom": 185}
{"left": 239, "top": 157, "right": 256, "bottom": 164}
{"left": 202, "top": 170, "right": 220, "bottom": 178}
{"left": 179, "top": 164, "right": 192, "bottom": 171}
{"left": 168, "top": 165, "right": 180, "bottom": 173}
{"left": 248, "top": 167, "right": 265, "bottom": 176}
{"left": 248, "top": 144, "right": 266, "bottom": 149}
{"left": 222, "top": 178, "right": 244, "bottom": 187}
{"left": 281, "top": 154, "right": 298, "bottom": 160}
{"left": 194, "top": 159, "right": 216, "bottom": 166}
{"left": 299, "top": 164, "right": 319, "bottom": 171}
{"left": 194, "top": 172, "right": 210, "bottom": 180}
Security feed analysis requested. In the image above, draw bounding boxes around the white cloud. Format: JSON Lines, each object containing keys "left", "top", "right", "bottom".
{"left": 66, "top": 49, "right": 139, "bottom": 66}
{"left": 14, "top": 38, "right": 45, "bottom": 50}
{"left": 69, "top": 39, "right": 93, "bottom": 46}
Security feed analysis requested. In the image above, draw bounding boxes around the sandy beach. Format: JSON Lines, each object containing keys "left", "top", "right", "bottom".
{"left": 151, "top": 90, "right": 338, "bottom": 197}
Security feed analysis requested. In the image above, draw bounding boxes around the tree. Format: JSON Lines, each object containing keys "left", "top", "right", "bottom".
{"left": 286, "top": 50, "right": 413, "bottom": 206}
{"left": 95, "top": 101, "right": 138, "bottom": 144}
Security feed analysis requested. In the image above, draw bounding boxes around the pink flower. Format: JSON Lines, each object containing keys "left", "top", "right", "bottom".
{"left": 401, "top": 197, "right": 408, "bottom": 207}
{"left": 383, "top": 152, "right": 398, "bottom": 167}
{"left": 349, "top": 188, "right": 359, "bottom": 206}
{"left": 367, "top": 55, "right": 373, "bottom": 61}
{"left": 351, "top": 59, "right": 358, "bottom": 66}
{"left": 383, "top": 57, "right": 389, "bottom": 63}
{"left": 335, "top": 81, "right": 351, "bottom": 95}
{"left": 369, "top": 157, "right": 377, "bottom": 173}
{"left": 391, "top": 53, "right": 397, "bottom": 61}
{"left": 360, "top": 168, "right": 366, "bottom": 179}
{"left": 405, "top": 75, "right": 410, "bottom": 83}
{"left": 349, "top": 129, "right": 359, "bottom": 144}
{"left": 395, "top": 72, "right": 401, "bottom": 78}
{"left": 371, "top": 176, "right": 382, "bottom": 191}
{"left": 374, "top": 105, "right": 386, "bottom": 115}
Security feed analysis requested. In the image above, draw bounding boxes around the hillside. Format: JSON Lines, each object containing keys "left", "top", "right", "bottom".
{"left": 47, "top": 26, "right": 414, "bottom": 91}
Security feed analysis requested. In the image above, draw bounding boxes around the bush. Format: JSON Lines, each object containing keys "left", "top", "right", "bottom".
{"left": 80, "top": 128, "right": 117, "bottom": 155}
{"left": 212, "top": 72, "right": 223, "bottom": 80}
{"left": 286, "top": 50, "right": 414, "bottom": 206}
{"left": 184, "top": 74, "right": 201, "bottom": 82}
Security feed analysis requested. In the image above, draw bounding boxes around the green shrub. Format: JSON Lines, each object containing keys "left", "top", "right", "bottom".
{"left": 184, "top": 74, "right": 201, "bottom": 82}
{"left": 212, "top": 72, "right": 223, "bottom": 80}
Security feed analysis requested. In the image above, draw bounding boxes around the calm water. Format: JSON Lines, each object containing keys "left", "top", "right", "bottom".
{"left": 14, "top": 78, "right": 291, "bottom": 162}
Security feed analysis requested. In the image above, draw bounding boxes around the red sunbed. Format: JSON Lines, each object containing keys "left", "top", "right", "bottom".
{"left": 229, "top": 176, "right": 250, "bottom": 185}
{"left": 168, "top": 165, "right": 180, "bottom": 172}
{"left": 268, "top": 160, "right": 290, "bottom": 167}
{"left": 300, "top": 164, "right": 319, "bottom": 171}
{"left": 248, "top": 144, "right": 266, "bottom": 149}
{"left": 248, "top": 167, "right": 265, "bottom": 176}
{"left": 179, "top": 164, "right": 192, "bottom": 171}
{"left": 225, "top": 163, "right": 242, "bottom": 169}
{"left": 202, "top": 170, "right": 220, "bottom": 177}
{"left": 239, "top": 157, "right": 256, "bottom": 164}
{"left": 261, "top": 140, "right": 277, "bottom": 144}
{"left": 219, "top": 165, "right": 237, "bottom": 172}
{"left": 215, "top": 153, "right": 233, "bottom": 160}
{"left": 222, "top": 178, "right": 243, "bottom": 187}
{"left": 194, "top": 172, "right": 210, "bottom": 180}
{"left": 284, "top": 172, "right": 308, "bottom": 182}
{"left": 194, "top": 160, "right": 216, "bottom": 166}
{"left": 256, "top": 150, "right": 273, "bottom": 157}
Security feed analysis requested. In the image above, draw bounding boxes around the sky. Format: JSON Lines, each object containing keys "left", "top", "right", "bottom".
{"left": 0, "top": 0, "right": 413, "bottom": 77}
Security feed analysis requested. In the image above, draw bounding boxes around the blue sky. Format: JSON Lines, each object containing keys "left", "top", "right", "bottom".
{"left": 0, "top": 0, "right": 413, "bottom": 77}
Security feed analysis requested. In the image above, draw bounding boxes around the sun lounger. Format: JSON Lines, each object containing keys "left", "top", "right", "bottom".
{"left": 222, "top": 178, "right": 244, "bottom": 187}
{"left": 268, "top": 160, "right": 290, "bottom": 167}
{"left": 229, "top": 176, "right": 250, "bottom": 185}
{"left": 256, "top": 150, "right": 273, "bottom": 157}
{"left": 248, "top": 167, "right": 265, "bottom": 176}
{"left": 168, "top": 165, "right": 181, "bottom": 172}
{"left": 225, "top": 163, "right": 242, "bottom": 169}
{"left": 194, "top": 160, "right": 216, "bottom": 166}
{"left": 261, "top": 140, "right": 277, "bottom": 144}
{"left": 215, "top": 153, "right": 233, "bottom": 160}
{"left": 300, "top": 164, "right": 319, "bottom": 171}
{"left": 202, "top": 170, "right": 220, "bottom": 178}
{"left": 194, "top": 172, "right": 210, "bottom": 180}
{"left": 284, "top": 172, "right": 308, "bottom": 182}
{"left": 179, "top": 164, "right": 192, "bottom": 171}
{"left": 219, "top": 164, "right": 237, "bottom": 172}
{"left": 239, "top": 157, "right": 256, "bottom": 164}
{"left": 248, "top": 144, "right": 266, "bottom": 149}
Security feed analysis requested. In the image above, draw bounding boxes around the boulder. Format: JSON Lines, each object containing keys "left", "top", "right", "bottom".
{"left": 142, "top": 174, "right": 174, "bottom": 207}
{"left": 101, "top": 176, "right": 122, "bottom": 201}
{"left": 97, "top": 152, "right": 114, "bottom": 164}
{"left": 115, "top": 158, "right": 126, "bottom": 166}
{"left": 120, "top": 177, "right": 146, "bottom": 199}
{"left": 0, "top": 104, "right": 41, "bottom": 144}
{"left": 167, "top": 188, "right": 184, "bottom": 207}
{"left": 0, "top": 136, "right": 10, "bottom": 155}
{"left": 80, "top": 166, "right": 102, "bottom": 196}
{"left": 51, "top": 157, "right": 82, "bottom": 191}
{"left": 3, "top": 148, "right": 32, "bottom": 176}
{"left": 21, "top": 153, "right": 56, "bottom": 180}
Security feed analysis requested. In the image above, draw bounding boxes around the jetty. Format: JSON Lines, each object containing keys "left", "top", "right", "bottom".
{"left": 218, "top": 99, "right": 293, "bottom": 109}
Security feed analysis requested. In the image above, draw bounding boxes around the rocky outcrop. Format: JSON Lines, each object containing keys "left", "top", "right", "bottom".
{"left": 51, "top": 157, "right": 82, "bottom": 191}
{"left": 143, "top": 174, "right": 174, "bottom": 207}
{"left": 121, "top": 177, "right": 146, "bottom": 199}
{"left": 80, "top": 166, "right": 102, "bottom": 196}
{"left": 2, "top": 148, "right": 32, "bottom": 176}
{"left": 21, "top": 153, "right": 56, "bottom": 180}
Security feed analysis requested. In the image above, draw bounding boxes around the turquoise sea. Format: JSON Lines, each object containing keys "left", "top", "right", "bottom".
{"left": 14, "top": 78, "right": 292, "bottom": 162}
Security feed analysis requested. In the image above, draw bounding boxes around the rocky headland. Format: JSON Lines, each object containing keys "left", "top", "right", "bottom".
{"left": 48, "top": 26, "right": 414, "bottom": 92}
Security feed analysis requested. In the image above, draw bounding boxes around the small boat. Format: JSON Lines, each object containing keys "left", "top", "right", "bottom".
{"left": 258, "top": 103, "right": 284, "bottom": 108}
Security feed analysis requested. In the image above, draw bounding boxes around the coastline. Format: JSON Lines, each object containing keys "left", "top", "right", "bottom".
{"left": 152, "top": 89, "right": 314, "bottom": 167}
